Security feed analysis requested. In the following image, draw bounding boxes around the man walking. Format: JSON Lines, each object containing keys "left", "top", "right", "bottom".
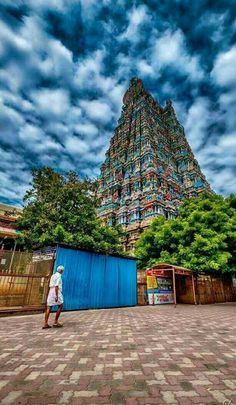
{"left": 43, "top": 265, "right": 64, "bottom": 329}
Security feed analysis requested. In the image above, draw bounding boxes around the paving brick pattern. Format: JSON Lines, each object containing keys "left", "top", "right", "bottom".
{"left": 0, "top": 304, "right": 236, "bottom": 404}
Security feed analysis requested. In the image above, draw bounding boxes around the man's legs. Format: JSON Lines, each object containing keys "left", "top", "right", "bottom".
{"left": 43, "top": 305, "right": 51, "bottom": 327}
{"left": 54, "top": 304, "right": 63, "bottom": 325}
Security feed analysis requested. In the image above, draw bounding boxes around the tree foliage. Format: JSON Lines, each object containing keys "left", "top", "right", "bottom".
{"left": 17, "top": 167, "right": 124, "bottom": 255}
{"left": 135, "top": 193, "right": 236, "bottom": 273}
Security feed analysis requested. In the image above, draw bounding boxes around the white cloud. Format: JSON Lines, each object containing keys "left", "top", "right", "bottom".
{"left": 75, "top": 50, "right": 126, "bottom": 117}
{"left": 211, "top": 45, "right": 236, "bottom": 87}
{"left": 0, "top": 66, "right": 23, "bottom": 93}
{"left": 184, "top": 97, "right": 211, "bottom": 151}
{"left": 206, "top": 167, "right": 236, "bottom": 194}
{"left": 182, "top": 93, "right": 236, "bottom": 195}
{"left": 219, "top": 90, "right": 236, "bottom": 107}
{"left": 81, "top": 166, "right": 101, "bottom": 178}
{"left": 197, "top": 12, "right": 229, "bottom": 44}
{"left": 30, "top": 88, "right": 70, "bottom": 120}
{"left": 65, "top": 136, "right": 90, "bottom": 155}
{"left": 119, "top": 5, "right": 150, "bottom": 43}
{"left": 0, "top": 20, "right": 31, "bottom": 58}
{"left": 58, "top": 157, "right": 76, "bottom": 172}
{"left": 218, "top": 89, "right": 236, "bottom": 136}
{"left": 19, "top": 123, "right": 63, "bottom": 155}
{"left": 75, "top": 49, "right": 106, "bottom": 89}
{"left": 39, "top": 39, "right": 73, "bottom": 81}
{"left": 80, "top": 99, "right": 113, "bottom": 124}
{"left": 206, "top": 133, "right": 236, "bottom": 168}
{"left": 0, "top": 100, "right": 24, "bottom": 145}
{"left": 3, "top": 14, "right": 73, "bottom": 90}
{"left": 27, "top": 0, "right": 65, "bottom": 12}
{"left": 196, "top": 132, "right": 236, "bottom": 193}
{"left": 0, "top": 145, "right": 30, "bottom": 204}
{"left": 137, "top": 60, "right": 154, "bottom": 76}
{"left": 19, "top": 124, "right": 42, "bottom": 143}
{"left": 107, "top": 82, "right": 126, "bottom": 112}
{"left": 80, "top": 0, "right": 102, "bottom": 20}
{"left": 74, "top": 122, "right": 98, "bottom": 138}
{"left": 44, "top": 122, "right": 69, "bottom": 139}
{"left": 115, "top": 53, "right": 136, "bottom": 80}
{"left": 151, "top": 29, "right": 204, "bottom": 81}
{"left": 88, "top": 147, "right": 107, "bottom": 164}
{"left": 210, "top": 46, "right": 236, "bottom": 159}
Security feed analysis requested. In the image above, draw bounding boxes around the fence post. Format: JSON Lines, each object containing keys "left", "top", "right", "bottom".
{"left": 44, "top": 253, "right": 55, "bottom": 308}
{"left": 192, "top": 274, "right": 197, "bottom": 305}
{"left": 9, "top": 240, "right": 17, "bottom": 273}
{"left": 172, "top": 267, "right": 177, "bottom": 307}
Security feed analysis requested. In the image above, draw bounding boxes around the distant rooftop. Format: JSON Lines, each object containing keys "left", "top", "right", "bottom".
{"left": 0, "top": 203, "right": 22, "bottom": 217}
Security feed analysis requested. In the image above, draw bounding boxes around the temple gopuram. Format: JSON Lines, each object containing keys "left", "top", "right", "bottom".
{"left": 97, "top": 78, "right": 211, "bottom": 250}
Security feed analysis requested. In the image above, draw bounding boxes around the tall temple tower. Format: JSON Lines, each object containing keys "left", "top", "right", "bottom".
{"left": 97, "top": 78, "right": 211, "bottom": 250}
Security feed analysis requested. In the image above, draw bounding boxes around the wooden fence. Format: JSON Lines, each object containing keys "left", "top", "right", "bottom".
{"left": 0, "top": 250, "right": 54, "bottom": 309}
{"left": 196, "top": 274, "right": 235, "bottom": 304}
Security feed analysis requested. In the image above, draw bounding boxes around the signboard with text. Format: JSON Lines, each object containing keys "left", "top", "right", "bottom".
{"left": 147, "top": 270, "right": 174, "bottom": 305}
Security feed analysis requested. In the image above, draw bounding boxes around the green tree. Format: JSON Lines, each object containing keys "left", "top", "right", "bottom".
{"left": 17, "top": 167, "right": 124, "bottom": 255}
{"left": 135, "top": 193, "right": 236, "bottom": 273}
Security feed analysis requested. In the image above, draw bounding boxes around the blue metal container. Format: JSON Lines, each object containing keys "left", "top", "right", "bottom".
{"left": 53, "top": 246, "right": 137, "bottom": 310}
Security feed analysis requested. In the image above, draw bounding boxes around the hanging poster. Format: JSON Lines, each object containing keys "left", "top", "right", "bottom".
{"left": 147, "top": 270, "right": 174, "bottom": 305}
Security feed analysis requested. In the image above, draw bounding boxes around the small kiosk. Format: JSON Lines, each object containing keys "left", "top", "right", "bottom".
{"left": 137, "top": 263, "right": 236, "bottom": 306}
{"left": 146, "top": 263, "right": 196, "bottom": 306}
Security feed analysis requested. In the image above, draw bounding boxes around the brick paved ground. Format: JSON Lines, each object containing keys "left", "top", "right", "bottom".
{"left": 0, "top": 304, "right": 235, "bottom": 405}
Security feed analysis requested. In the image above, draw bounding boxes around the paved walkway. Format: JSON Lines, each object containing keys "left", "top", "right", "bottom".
{"left": 0, "top": 304, "right": 235, "bottom": 405}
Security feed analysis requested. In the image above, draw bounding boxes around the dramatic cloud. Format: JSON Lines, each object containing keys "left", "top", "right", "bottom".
{"left": 0, "top": 0, "right": 236, "bottom": 205}
{"left": 185, "top": 97, "right": 211, "bottom": 151}
{"left": 151, "top": 29, "right": 204, "bottom": 81}
{"left": 211, "top": 46, "right": 236, "bottom": 87}
{"left": 119, "top": 5, "right": 150, "bottom": 43}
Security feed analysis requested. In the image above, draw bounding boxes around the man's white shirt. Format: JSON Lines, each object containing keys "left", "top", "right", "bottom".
{"left": 47, "top": 272, "right": 63, "bottom": 306}
{"left": 49, "top": 272, "right": 62, "bottom": 290}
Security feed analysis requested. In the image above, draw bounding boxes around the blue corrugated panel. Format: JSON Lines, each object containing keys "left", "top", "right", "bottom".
{"left": 53, "top": 247, "right": 137, "bottom": 310}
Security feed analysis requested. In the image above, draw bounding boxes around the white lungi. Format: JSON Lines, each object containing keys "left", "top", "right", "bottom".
{"left": 47, "top": 272, "right": 63, "bottom": 306}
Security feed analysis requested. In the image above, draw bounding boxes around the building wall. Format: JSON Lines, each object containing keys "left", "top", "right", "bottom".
{"left": 0, "top": 203, "right": 22, "bottom": 249}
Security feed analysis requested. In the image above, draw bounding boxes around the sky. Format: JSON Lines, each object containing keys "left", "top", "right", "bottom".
{"left": 0, "top": 0, "right": 236, "bottom": 206}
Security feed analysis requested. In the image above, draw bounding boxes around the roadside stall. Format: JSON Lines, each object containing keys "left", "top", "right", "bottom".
{"left": 138, "top": 263, "right": 236, "bottom": 306}
{"left": 145, "top": 263, "right": 196, "bottom": 306}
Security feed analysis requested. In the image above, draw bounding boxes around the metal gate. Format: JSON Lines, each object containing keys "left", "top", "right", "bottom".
{"left": 0, "top": 250, "right": 54, "bottom": 309}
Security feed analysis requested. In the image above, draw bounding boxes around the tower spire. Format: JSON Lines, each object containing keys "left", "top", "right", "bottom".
{"left": 123, "top": 77, "right": 145, "bottom": 105}
{"left": 97, "top": 79, "right": 211, "bottom": 251}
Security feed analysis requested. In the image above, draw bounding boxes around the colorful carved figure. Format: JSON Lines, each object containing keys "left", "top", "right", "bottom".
{"left": 97, "top": 78, "right": 211, "bottom": 250}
